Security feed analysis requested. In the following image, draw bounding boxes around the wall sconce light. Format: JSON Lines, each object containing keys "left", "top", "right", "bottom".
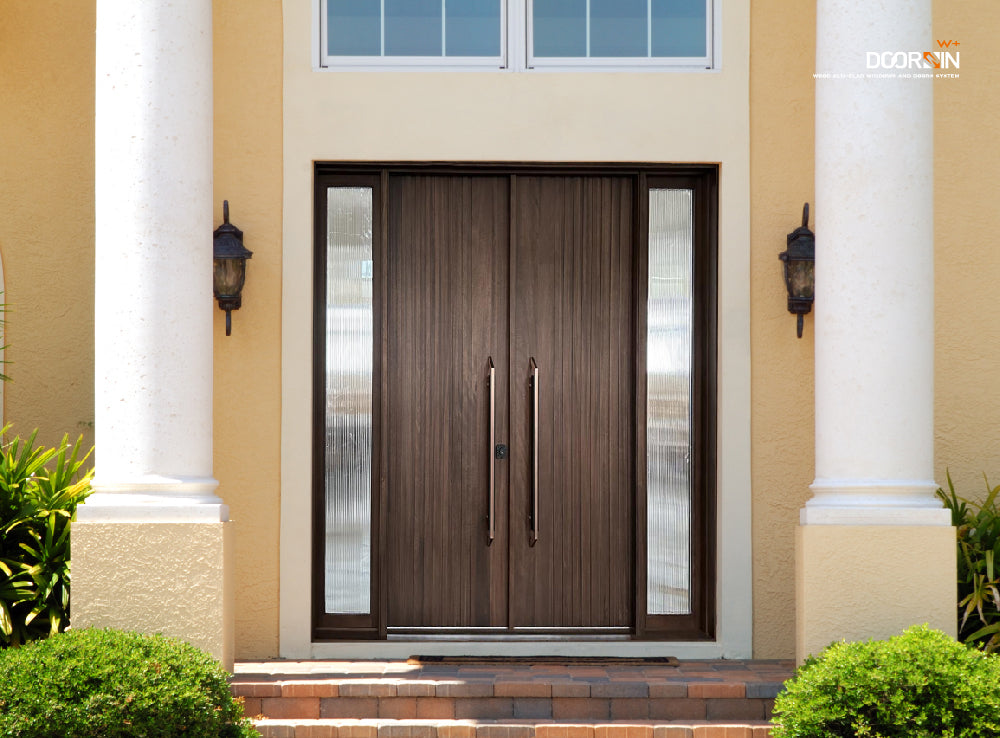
{"left": 779, "top": 203, "right": 815, "bottom": 338}
{"left": 213, "top": 200, "right": 253, "bottom": 336}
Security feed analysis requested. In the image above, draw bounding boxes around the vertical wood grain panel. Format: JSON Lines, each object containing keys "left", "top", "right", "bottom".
{"left": 386, "top": 175, "right": 509, "bottom": 627}
{"left": 509, "top": 175, "right": 635, "bottom": 628}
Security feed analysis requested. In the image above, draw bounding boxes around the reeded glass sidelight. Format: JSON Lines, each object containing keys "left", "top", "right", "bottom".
{"left": 324, "top": 187, "right": 374, "bottom": 615}
{"left": 646, "top": 188, "right": 693, "bottom": 615}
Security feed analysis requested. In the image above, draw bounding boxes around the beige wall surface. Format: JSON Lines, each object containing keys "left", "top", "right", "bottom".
{"left": 795, "top": 525, "right": 956, "bottom": 662}
{"left": 73, "top": 522, "right": 234, "bottom": 670}
{"left": 281, "top": 0, "right": 753, "bottom": 658}
{"left": 0, "top": 3, "right": 95, "bottom": 452}
{"left": 212, "top": 0, "right": 284, "bottom": 658}
{"left": 748, "top": 0, "right": 817, "bottom": 659}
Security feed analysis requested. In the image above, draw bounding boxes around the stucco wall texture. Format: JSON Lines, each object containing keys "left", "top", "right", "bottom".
{"left": 933, "top": 2, "right": 1000, "bottom": 496}
{"left": 211, "top": 0, "right": 283, "bottom": 660}
{"left": 2, "top": 0, "right": 998, "bottom": 661}
{"left": 796, "top": 525, "right": 957, "bottom": 662}
{"left": 748, "top": 0, "right": 817, "bottom": 659}
{"left": 72, "top": 522, "right": 234, "bottom": 669}
{"left": 750, "top": 1, "right": 1000, "bottom": 657}
{"left": 0, "top": 3, "right": 96, "bottom": 452}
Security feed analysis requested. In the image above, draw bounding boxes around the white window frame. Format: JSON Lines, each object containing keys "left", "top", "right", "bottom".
{"left": 320, "top": 0, "right": 510, "bottom": 71}
{"left": 318, "top": 0, "right": 718, "bottom": 71}
{"left": 525, "top": 0, "right": 713, "bottom": 71}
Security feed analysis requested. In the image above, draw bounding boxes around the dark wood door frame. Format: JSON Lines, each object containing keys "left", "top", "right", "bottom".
{"left": 312, "top": 163, "right": 718, "bottom": 642}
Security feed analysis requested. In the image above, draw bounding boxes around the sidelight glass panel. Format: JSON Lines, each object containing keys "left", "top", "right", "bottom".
{"left": 646, "top": 189, "right": 693, "bottom": 615}
{"left": 324, "top": 187, "right": 374, "bottom": 615}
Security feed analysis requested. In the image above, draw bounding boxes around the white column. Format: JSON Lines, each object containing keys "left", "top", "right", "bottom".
{"left": 75, "top": 0, "right": 232, "bottom": 668}
{"left": 84, "top": 0, "right": 222, "bottom": 522}
{"left": 808, "top": 0, "right": 946, "bottom": 526}
{"left": 797, "top": 0, "right": 955, "bottom": 662}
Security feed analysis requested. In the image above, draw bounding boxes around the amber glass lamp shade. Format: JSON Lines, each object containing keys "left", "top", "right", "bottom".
{"left": 779, "top": 203, "right": 816, "bottom": 338}
{"left": 212, "top": 200, "right": 253, "bottom": 336}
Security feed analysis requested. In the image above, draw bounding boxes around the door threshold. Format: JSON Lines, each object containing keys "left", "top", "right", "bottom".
{"left": 300, "top": 639, "right": 729, "bottom": 660}
{"left": 387, "top": 633, "right": 631, "bottom": 641}
{"left": 388, "top": 626, "right": 632, "bottom": 640}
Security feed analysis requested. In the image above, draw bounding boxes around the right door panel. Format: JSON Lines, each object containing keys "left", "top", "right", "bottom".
{"left": 509, "top": 175, "right": 636, "bottom": 629}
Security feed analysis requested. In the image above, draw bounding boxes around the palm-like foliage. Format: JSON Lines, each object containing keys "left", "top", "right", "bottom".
{"left": 938, "top": 472, "right": 1000, "bottom": 652}
{"left": 0, "top": 429, "right": 92, "bottom": 647}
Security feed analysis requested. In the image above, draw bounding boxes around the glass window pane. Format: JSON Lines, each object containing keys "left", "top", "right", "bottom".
{"left": 386, "top": 0, "right": 442, "bottom": 56}
{"left": 446, "top": 0, "right": 501, "bottom": 56}
{"left": 646, "top": 189, "right": 693, "bottom": 616}
{"left": 652, "top": 0, "right": 707, "bottom": 57}
{"left": 533, "top": 0, "right": 586, "bottom": 57}
{"left": 591, "top": 0, "right": 647, "bottom": 57}
{"left": 324, "top": 187, "right": 374, "bottom": 615}
{"left": 328, "top": 0, "right": 381, "bottom": 56}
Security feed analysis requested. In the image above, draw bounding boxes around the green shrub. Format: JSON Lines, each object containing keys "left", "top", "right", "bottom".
{"left": 0, "top": 628, "right": 257, "bottom": 737}
{"left": 771, "top": 625, "right": 1000, "bottom": 738}
{"left": 937, "top": 472, "right": 1000, "bottom": 652}
{"left": 0, "top": 429, "right": 92, "bottom": 647}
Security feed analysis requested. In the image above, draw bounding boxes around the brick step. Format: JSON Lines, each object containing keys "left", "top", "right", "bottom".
{"left": 232, "top": 680, "right": 783, "bottom": 722}
{"left": 234, "top": 682, "right": 774, "bottom": 720}
{"left": 232, "top": 659, "right": 792, "bottom": 734}
{"left": 252, "top": 718, "right": 774, "bottom": 738}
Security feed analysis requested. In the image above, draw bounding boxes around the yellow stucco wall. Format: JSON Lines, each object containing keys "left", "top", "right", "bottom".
{"left": 749, "top": 1, "right": 1000, "bottom": 658}
{"left": 5, "top": 0, "right": 997, "bottom": 662}
{"left": 0, "top": 0, "right": 283, "bottom": 660}
{"left": 934, "top": 2, "right": 1000, "bottom": 495}
{"left": 212, "top": 0, "right": 283, "bottom": 658}
{"left": 748, "top": 0, "right": 817, "bottom": 659}
{"left": 0, "top": 2, "right": 96, "bottom": 452}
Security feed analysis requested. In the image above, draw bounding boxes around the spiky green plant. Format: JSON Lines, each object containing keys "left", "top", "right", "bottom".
{"left": 0, "top": 429, "right": 92, "bottom": 647}
{"left": 937, "top": 472, "right": 1000, "bottom": 652}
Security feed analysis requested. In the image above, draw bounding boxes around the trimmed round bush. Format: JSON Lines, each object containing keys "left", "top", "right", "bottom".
{"left": 0, "top": 628, "right": 257, "bottom": 738}
{"left": 772, "top": 625, "right": 1000, "bottom": 738}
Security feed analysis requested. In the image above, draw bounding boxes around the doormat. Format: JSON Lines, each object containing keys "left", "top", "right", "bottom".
{"left": 407, "top": 655, "right": 679, "bottom": 666}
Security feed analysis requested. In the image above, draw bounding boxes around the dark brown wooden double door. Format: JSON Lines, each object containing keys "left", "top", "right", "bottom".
{"left": 387, "top": 174, "right": 635, "bottom": 632}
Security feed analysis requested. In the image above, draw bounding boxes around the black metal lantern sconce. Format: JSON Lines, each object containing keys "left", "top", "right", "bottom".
{"left": 213, "top": 200, "right": 253, "bottom": 336}
{"left": 779, "top": 203, "right": 815, "bottom": 338}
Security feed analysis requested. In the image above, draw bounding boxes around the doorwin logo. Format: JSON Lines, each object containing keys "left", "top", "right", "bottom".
{"left": 866, "top": 40, "right": 960, "bottom": 70}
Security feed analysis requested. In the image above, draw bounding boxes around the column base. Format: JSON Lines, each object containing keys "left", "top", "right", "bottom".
{"left": 72, "top": 521, "right": 233, "bottom": 670}
{"left": 795, "top": 524, "right": 956, "bottom": 663}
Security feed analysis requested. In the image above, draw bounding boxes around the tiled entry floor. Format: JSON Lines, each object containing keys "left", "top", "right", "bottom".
{"left": 232, "top": 659, "right": 795, "bottom": 737}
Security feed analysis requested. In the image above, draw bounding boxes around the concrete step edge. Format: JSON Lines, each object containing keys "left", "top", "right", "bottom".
{"left": 252, "top": 718, "right": 775, "bottom": 738}
{"left": 232, "top": 680, "right": 785, "bottom": 700}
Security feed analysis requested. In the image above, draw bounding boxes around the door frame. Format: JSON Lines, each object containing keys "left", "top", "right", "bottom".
{"left": 312, "top": 162, "right": 718, "bottom": 643}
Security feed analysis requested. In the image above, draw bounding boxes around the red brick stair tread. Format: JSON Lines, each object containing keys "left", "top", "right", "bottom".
{"left": 252, "top": 718, "right": 775, "bottom": 738}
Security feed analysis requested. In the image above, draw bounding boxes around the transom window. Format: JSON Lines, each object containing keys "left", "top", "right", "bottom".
{"left": 320, "top": 0, "right": 713, "bottom": 70}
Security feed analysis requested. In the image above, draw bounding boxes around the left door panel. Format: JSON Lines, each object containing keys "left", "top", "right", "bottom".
{"left": 385, "top": 175, "right": 511, "bottom": 629}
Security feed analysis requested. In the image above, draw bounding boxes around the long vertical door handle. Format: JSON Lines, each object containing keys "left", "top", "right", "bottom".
{"left": 488, "top": 357, "right": 496, "bottom": 545}
{"left": 529, "top": 357, "right": 539, "bottom": 546}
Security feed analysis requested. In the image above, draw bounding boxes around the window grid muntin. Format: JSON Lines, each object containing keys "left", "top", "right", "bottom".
{"left": 527, "top": 0, "right": 711, "bottom": 67}
{"left": 319, "top": 0, "right": 712, "bottom": 70}
{"left": 322, "top": 0, "right": 507, "bottom": 65}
